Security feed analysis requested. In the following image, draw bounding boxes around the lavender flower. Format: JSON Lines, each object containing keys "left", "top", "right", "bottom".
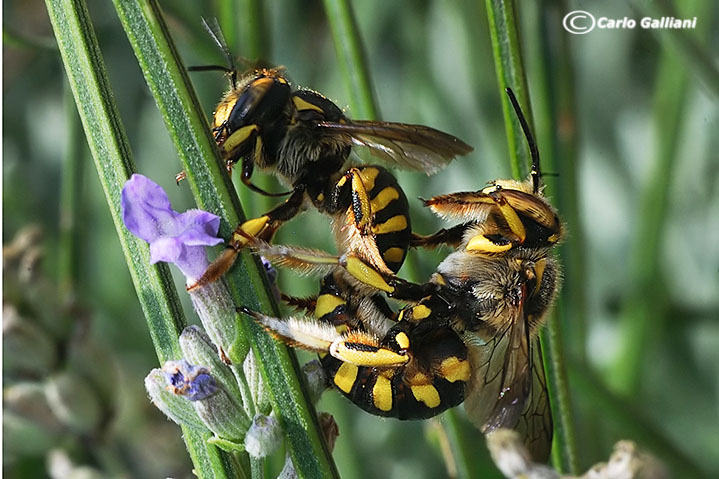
{"left": 149, "top": 360, "right": 251, "bottom": 440}
{"left": 121, "top": 174, "right": 222, "bottom": 283}
{"left": 162, "top": 360, "right": 218, "bottom": 401}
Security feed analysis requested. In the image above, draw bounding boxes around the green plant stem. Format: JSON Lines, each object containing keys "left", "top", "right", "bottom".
{"left": 485, "top": 0, "right": 577, "bottom": 472}
{"left": 44, "top": 0, "right": 237, "bottom": 476}
{"left": 58, "top": 83, "right": 86, "bottom": 303}
{"left": 608, "top": 39, "right": 690, "bottom": 396}
{"left": 112, "top": 1, "right": 339, "bottom": 477}
{"left": 523, "top": 3, "right": 582, "bottom": 471}
{"left": 484, "top": 0, "right": 533, "bottom": 179}
{"left": 321, "top": 0, "right": 378, "bottom": 119}
{"left": 220, "top": 0, "right": 267, "bottom": 62}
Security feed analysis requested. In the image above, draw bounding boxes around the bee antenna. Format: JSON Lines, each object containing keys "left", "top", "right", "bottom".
{"left": 505, "top": 88, "right": 540, "bottom": 194}
{"left": 200, "top": 17, "right": 238, "bottom": 88}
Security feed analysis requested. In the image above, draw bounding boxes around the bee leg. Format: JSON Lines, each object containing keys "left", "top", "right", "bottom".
{"left": 187, "top": 187, "right": 306, "bottom": 290}
{"left": 486, "top": 189, "right": 527, "bottom": 243}
{"left": 238, "top": 306, "right": 341, "bottom": 352}
{"left": 238, "top": 306, "right": 407, "bottom": 366}
{"left": 340, "top": 255, "right": 437, "bottom": 302}
{"left": 240, "top": 156, "right": 292, "bottom": 198}
{"left": 410, "top": 223, "right": 470, "bottom": 249}
{"left": 488, "top": 188, "right": 562, "bottom": 243}
{"left": 280, "top": 293, "right": 317, "bottom": 313}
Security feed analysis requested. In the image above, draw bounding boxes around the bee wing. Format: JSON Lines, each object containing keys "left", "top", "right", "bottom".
{"left": 422, "top": 191, "right": 495, "bottom": 221}
{"left": 317, "top": 120, "right": 473, "bottom": 174}
{"left": 464, "top": 299, "right": 552, "bottom": 462}
{"left": 515, "top": 341, "right": 553, "bottom": 462}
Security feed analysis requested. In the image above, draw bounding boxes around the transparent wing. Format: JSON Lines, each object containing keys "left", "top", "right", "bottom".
{"left": 464, "top": 301, "right": 552, "bottom": 462}
{"left": 515, "top": 341, "right": 553, "bottom": 462}
{"left": 317, "top": 120, "right": 473, "bottom": 174}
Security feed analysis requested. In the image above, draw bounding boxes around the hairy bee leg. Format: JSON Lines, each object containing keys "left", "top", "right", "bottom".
{"left": 410, "top": 224, "right": 470, "bottom": 249}
{"left": 339, "top": 167, "right": 374, "bottom": 233}
{"left": 280, "top": 293, "right": 318, "bottom": 313}
{"left": 238, "top": 306, "right": 340, "bottom": 352}
{"left": 340, "top": 255, "right": 437, "bottom": 302}
{"left": 187, "top": 188, "right": 306, "bottom": 290}
{"left": 238, "top": 306, "right": 408, "bottom": 366}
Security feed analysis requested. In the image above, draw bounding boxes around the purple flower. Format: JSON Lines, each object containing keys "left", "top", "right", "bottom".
{"left": 122, "top": 174, "right": 223, "bottom": 282}
{"left": 162, "top": 360, "right": 218, "bottom": 401}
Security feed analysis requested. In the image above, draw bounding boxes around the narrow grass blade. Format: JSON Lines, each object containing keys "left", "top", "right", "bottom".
{"left": 485, "top": 0, "right": 578, "bottom": 472}
{"left": 608, "top": 39, "right": 689, "bottom": 396}
{"left": 321, "top": 0, "right": 378, "bottom": 119}
{"left": 112, "top": 1, "right": 339, "bottom": 476}
{"left": 484, "top": 0, "right": 533, "bottom": 179}
{"left": 44, "top": 0, "right": 238, "bottom": 476}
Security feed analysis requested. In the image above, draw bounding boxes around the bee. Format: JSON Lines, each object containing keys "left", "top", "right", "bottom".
{"left": 186, "top": 19, "right": 473, "bottom": 288}
{"left": 241, "top": 89, "right": 561, "bottom": 461}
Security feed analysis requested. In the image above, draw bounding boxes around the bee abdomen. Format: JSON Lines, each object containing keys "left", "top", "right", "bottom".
{"left": 321, "top": 355, "right": 465, "bottom": 420}
{"left": 358, "top": 166, "right": 412, "bottom": 273}
{"left": 320, "top": 323, "right": 470, "bottom": 420}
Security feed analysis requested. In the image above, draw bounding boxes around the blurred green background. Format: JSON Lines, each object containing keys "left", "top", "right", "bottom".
{"left": 4, "top": 0, "right": 718, "bottom": 477}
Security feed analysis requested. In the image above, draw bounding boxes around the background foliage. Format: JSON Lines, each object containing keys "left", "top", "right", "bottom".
{"left": 4, "top": 0, "right": 717, "bottom": 477}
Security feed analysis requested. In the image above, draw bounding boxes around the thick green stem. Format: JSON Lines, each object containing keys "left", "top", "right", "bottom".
{"left": 44, "top": 0, "right": 237, "bottom": 476}
{"left": 321, "top": 0, "right": 378, "bottom": 120}
{"left": 112, "top": 1, "right": 339, "bottom": 477}
{"left": 58, "top": 84, "right": 86, "bottom": 304}
{"left": 484, "top": 0, "right": 533, "bottom": 178}
{"left": 485, "top": 0, "right": 578, "bottom": 472}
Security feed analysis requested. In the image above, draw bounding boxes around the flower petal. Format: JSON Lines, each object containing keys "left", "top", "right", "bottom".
{"left": 149, "top": 237, "right": 183, "bottom": 265}
{"left": 175, "top": 209, "right": 224, "bottom": 247}
{"left": 121, "top": 174, "right": 174, "bottom": 243}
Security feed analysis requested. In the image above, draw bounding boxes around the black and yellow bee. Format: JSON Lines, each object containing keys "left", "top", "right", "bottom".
{"left": 241, "top": 89, "right": 561, "bottom": 461}
{"left": 186, "top": 20, "right": 473, "bottom": 288}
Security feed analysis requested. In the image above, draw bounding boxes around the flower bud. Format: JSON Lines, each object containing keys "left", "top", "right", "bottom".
{"left": 160, "top": 359, "right": 250, "bottom": 439}
{"left": 193, "top": 385, "right": 250, "bottom": 440}
{"left": 486, "top": 428, "right": 558, "bottom": 479}
{"left": 243, "top": 350, "right": 270, "bottom": 415}
{"left": 244, "top": 413, "right": 282, "bottom": 459}
{"left": 301, "top": 360, "right": 329, "bottom": 405}
{"left": 44, "top": 370, "right": 102, "bottom": 434}
{"left": 189, "top": 279, "right": 244, "bottom": 362}
{"left": 145, "top": 368, "right": 205, "bottom": 431}
{"left": 179, "top": 326, "right": 243, "bottom": 401}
